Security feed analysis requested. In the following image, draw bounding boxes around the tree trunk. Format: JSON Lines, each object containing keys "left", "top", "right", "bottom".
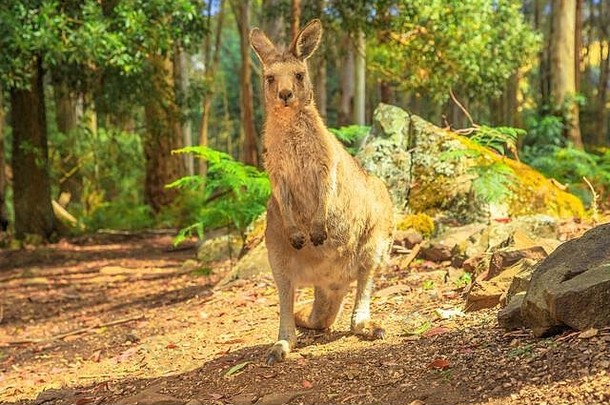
{"left": 353, "top": 30, "right": 366, "bottom": 125}
{"left": 550, "top": 0, "right": 583, "bottom": 148}
{"left": 143, "top": 54, "right": 186, "bottom": 213}
{"left": 174, "top": 45, "right": 194, "bottom": 176}
{"left": 595, "top": 40, "right": 609, "bottom": 146}
{"left": 291, "top": 0, "right": 301, "bottom": 40}
{"left": 199, "top": 0, "right": 226, "bottom": 177}
{"left": 536, "top": 0, "right": 551, "bottom": 110}
{"left": 54, "top": 80, "right": 82, "bottom": 205}
{"left": 262, "top": 0, "right": 286, "bottom": 45}
{"left": 0, "top": 85, "right": 7, "bottom": 231}
{"left": 338, "top": 35, "right": 355, "bottom": 126}
{"left": 10, "top": 60, "right": 55, "bottom": 240}
{"left": 232, "top": 0, "right": 259, "bottom": 166}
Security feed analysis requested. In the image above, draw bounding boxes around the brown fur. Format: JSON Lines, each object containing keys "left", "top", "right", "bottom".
{"left": 250, "top": 19, "right": 394, "bottom": 365}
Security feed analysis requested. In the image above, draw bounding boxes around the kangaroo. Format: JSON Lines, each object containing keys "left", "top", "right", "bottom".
{"left": 250, "top": 19, "right": 394, "bottom": 365}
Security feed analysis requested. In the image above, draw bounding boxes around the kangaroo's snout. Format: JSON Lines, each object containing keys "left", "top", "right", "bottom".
{"left": 279, "top": 89, "right": 293, "bottom": 104}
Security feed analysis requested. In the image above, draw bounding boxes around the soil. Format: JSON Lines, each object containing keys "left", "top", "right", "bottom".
{"left": 0, "top": 232, "right": 609, "bottom": 405}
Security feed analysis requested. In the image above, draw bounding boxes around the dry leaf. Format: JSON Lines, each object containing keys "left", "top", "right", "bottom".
{"left": 302, "top": 379, "right": 313, "bottom": 388}
{"left": 423, "top": 326, "right": 451, "bottom": 338}
{"left": 428, "top": 358, "right": 451, "bottom": 370}
{"left": 166, "top": 343, "right": 178, "bottom": 349}
{"left": 89, "top": 349, "right": 102, "bottom": 363}
{"left": 578, "top": 328, "right": 598, "bottom": 339}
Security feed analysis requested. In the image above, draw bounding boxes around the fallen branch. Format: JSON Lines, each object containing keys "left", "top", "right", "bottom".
{"left": 401, "top": 243, "right": 422, "bottom": 269}
{"left": 1, "top": 314, "right": 145, "bottom": 346}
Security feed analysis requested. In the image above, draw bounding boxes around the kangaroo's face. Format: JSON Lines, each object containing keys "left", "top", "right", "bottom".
{"left": 250, "top": 20, "right": 322, "bottom": 111}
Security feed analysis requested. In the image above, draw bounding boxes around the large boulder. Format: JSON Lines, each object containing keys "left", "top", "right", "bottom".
{"left": 358, "top": 104, "right": 584, "bottom": 221}
{"left": 503, "top": 223, "right": 610, "bottom": 336}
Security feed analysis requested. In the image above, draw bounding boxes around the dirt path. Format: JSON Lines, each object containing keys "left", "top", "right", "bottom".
{"left": 0, "top": 234, "right": 609, "bottom": 405}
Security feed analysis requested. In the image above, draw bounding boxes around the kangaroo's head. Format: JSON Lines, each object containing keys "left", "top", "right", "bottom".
{"left": 250, "top": 19, "right": 322, "bottom": 112}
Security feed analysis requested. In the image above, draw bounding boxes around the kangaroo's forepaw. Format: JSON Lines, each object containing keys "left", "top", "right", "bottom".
{"left": 352, "top": 321, "right": 386, "bottom": 341}
{"left": 310, "top": 223, "right": 327, "bottom": 246}
{"left": 266, "top": 340, "right": 291, "bottom": 365}
{"left": 289, "top": 231, "right": 306, "bottom": 250}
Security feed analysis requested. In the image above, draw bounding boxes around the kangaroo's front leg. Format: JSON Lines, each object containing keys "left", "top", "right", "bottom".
{"left": 267, "top": 273, "right": 296, "bottom": 365}
{"left": 310, "top": 162, "right": 333, "bottom": 246}
{"left": 274, "top": 181, "right": 306, "bottom": 249}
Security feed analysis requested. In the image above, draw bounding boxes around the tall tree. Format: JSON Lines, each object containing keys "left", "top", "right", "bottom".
{"left": 199, "top": 0, "right": 227, "bottom": 178}
{"left": 353, "top": 29, "right": 366, "bottom": 125}
{"left": 231, "top": 0, "right": 259, "bottom": 166}
{"left": 10, "top": 60, "right": 55, "bottom": 239}
{"left": 550, "top": 0, "right": 583, "bottom": 148}
{"left": 0, "top": 85, "right": 7, "bottom": 231}
{"left": 594, "top": 0, "right": 610, "bottom": 145}
{"left": 143, "top": 55, "right": 186, "bottom": 212}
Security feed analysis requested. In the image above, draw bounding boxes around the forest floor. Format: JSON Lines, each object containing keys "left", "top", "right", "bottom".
{"left": 0, "top": 232, "right": 609, "bottom": 405}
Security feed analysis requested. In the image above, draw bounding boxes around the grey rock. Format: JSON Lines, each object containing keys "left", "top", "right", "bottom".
{"left": 498, "top": 292, "right": 526, "bottom": 330}
{"left": 218, "top": 241, "right": 272, "bottom": 286}
{"left": 520, "top": 223, "right": 610, "bottom": 336}
{"left": 196, "top": 234, "right": 243, "bottom": 263}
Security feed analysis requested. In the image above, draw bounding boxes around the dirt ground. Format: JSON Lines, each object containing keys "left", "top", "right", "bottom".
{"left": 0, "top": 233, "right": 609, "bottom": 405}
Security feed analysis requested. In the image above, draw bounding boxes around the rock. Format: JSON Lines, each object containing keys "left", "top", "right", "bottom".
{"left": 501, "top": 258, "right": 538, "bottom": 305}
{"left": 358, "top": 104, "right": 584, "bottom": 221}
{"left": 487, "top": 247, "right": 547, "bottom": 280}
{"left": 184, "top": 400, "right": 204, "bottom": 405}
{"left": 218, "top": 241, "right": 272, "bottom": 286}
{"left": 548, "top": 262, "right": 610, "bottom": 331}
{"left": 196, "top": 234, "right": 243, "bottom": 263}
{"left": 520, "top": 223, "right": 610, "bottom": 336}
{"left": 420, "top": 242, "right": 453, "bottom": 262}
{"left": 394, "top": 229, "right": 423, "bottom": 249}
{"left": 465, "top": 259, "right": 527, "bottom": 311}
{"left": 498, "top": 292, "right": 527, "bottom": 330}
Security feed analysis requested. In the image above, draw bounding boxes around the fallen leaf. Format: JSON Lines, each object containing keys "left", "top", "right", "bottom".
{"left": 112, "top": 347, "right": 138, "bottom": 363}
{"left": 423, "top": 326, "right": 451, "bottom": 338}
{"left": 89, "top": 350, "right": 102, "bottom": 362}
{"left": 435, "top": 308, "right": 465, "bottom": 320}
{"left": 578, "top": 328, "right": 598, "bottom": 339}
{"left": 302, "top": 379, "right": 313, "bottom": 388}
{"left": 75, "top": 397, "right": 94, "bottom": 405}
{"left": 225, "top": 361, "right": 251, "bottom": 377}
{"left": 409, "top": 400, "right": 426, "bottom": 405}
{"left": 166, "top": 343, "right": 178, "bottom": 349}
{"left": 428, "top": 358, "right": 451, "bottom": 370}
{"left": 208, "top": 393, "right": 224, "bottom": 400}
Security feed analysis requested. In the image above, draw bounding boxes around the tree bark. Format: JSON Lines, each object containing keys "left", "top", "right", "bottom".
{"left": 595, "top": 40, "right": 609, "bottom": 146}
{"left": 174, "top": 45, "right": 194, "bottom": 176}
{"left": 0, "top": 85, "right": 7, "bottom": 231}
{"left": 199, "top": 0, "right": 226, "bottom": 178}
{"left": 338, "top": 34, "right": 355, "bottom": 126}
{"left": 550, "top": 0, "right": 583, "bottom": 148}
{"left": 262, "top": 0, "right": 286, "bottom": 45}
{"left": 291, "top": 0, "right": 301, "bottom": 40}
{"left": 54, "top": 79, "right": 82, "bottom": 205}
{"left": 143, "top": 54, "right": 186, "bottom": 213}
{"left": 10, "top": 60, "right": 56, "bottom": 240}
{"left": 232, "top": 0, "right": 259, "bottom": 166}
{"left": 353, "top": 30, "right": 366, "bottom": 125}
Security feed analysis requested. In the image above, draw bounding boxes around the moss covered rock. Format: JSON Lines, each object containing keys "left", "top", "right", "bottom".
{"left": 358, "top": 103, "right": 584, "bottom": 221}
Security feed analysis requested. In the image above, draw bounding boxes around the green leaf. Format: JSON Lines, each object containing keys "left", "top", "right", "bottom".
{"left": 224, "top": 361, "right": 251, "bottom": 377}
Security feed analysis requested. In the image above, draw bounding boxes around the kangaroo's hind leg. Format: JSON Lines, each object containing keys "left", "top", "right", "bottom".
{"left": 295, "top": 285, "right": 348, "bottom": 330}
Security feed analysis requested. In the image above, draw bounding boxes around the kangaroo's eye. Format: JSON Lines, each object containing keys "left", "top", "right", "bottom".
{"left": 295, "top": 72, "right": 304, "bottom": 81}
{"left": 266, "top": 75, "right": 275, "bottom": 84}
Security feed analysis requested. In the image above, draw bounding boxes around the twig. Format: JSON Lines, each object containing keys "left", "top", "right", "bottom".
{"left": 582, "top": 176, "right": 599, "bottom": 224}
{"left": 449, "top": 89, "right": 477, "bottom": 129}
{"left": 0, "top": 303, "right": 3, "bottom": 324}
{"left": 401, "top": 243, "right": 422, "bottom": 269}
{"left": 1, "top": 314, "right": 145, "bottom": 346}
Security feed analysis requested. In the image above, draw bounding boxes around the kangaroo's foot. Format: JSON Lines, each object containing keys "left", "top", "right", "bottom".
{"left": 351, "top": 320, "right": 385, "bottom": 340}
{"left": 266, "top": 339, "right": 292, "bottom": 365}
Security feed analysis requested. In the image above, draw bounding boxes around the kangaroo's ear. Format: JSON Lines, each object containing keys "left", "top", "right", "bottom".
{"left": 291, "top": 19, "right": 322, "bottom": 60}
{"left": 250, "top": 28, "right": 276, "bottom": 64}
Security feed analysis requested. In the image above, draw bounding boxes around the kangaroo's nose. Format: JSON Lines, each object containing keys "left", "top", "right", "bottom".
{"left": 279, "top": 89, "right": 293, "bottom": 102}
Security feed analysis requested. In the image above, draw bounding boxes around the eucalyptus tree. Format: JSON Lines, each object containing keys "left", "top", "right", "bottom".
{"left": 0, "top": 0, "right": 206, "bottom": 240}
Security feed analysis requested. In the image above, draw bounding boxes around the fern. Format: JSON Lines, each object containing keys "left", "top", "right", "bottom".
{"left": 169, "top": 146, "right": 271, "bottom": 245}
{"left": 329, "top": 125, "right": 370, "bottom": 155}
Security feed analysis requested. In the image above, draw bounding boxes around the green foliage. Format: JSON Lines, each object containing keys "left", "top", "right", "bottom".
{"left": 329, "top": 125, "right": 370, "bottom": 154}
{"left": 443, "top": 125, "right": 521, "bottom": 204}
{"left": 47, "top": 126, "right": 148, "bottom": 231}
{"left": 367, "top": 0, "right": 540, "bottom": 102}
{"left": 168, "top": 146, "right": 271, "bottom": 245}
